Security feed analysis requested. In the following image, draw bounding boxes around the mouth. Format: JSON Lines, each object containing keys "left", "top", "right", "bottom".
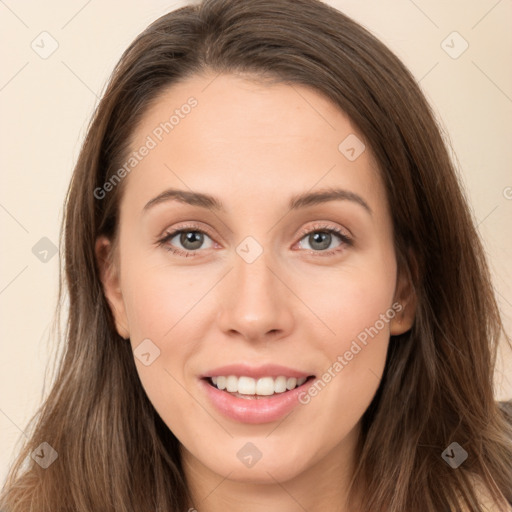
{"left": 199, "top": 363, "right": 317, "bottom": 423}
{"left": 204, "top": 375, "right": 316, "bottom": 400}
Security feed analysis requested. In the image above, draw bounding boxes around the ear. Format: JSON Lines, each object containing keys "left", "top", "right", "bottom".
{"left": 95, "top": 235, "right": 130, "bottom": 339}
{"left": 389, "top": 253, "right": 417, "bottom": 336}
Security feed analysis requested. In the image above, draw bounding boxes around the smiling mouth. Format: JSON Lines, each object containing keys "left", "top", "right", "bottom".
{"left": 204, "top": 375, "right": 316, "bottom": 400}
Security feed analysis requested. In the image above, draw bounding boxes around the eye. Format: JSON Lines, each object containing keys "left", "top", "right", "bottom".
{"left": 295, "top": 223, "right": 352, "bottom": 256}
{"left": 156, "top": 224, "right": 214, "bottom": 257}
{"left": 156, "top": 222, "right": 352, "bottom": 258}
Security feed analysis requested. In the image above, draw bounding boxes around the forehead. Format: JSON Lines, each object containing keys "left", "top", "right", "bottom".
{"left": 121, "top": 72, "right": 387, "bottom": 218}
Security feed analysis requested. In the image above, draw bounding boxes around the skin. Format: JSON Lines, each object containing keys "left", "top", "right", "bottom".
{"left": 96, "top": 73, "right": 416, "bottom": 512}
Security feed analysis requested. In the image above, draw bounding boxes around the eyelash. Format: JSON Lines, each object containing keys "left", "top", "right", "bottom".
{"left": 155, "top": 222, "right": 353, "bottom": 258}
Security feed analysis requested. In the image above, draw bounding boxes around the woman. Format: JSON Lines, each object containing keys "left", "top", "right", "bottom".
{"left": 1, "top": 0, "right": 511, "bottom": 510}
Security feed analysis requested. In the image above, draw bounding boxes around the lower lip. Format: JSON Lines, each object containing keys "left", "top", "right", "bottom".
{"left": 200, "top": 378, "right": 314, "bottom": 424}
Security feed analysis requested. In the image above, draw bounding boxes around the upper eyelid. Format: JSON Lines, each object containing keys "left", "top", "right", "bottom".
{"left": 297, "top": 222, "right": 352, "bottom": 238}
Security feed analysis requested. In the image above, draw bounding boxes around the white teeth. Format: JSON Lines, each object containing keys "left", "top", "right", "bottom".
{"left": 286, "top": 377, "right": 297, "bottom": 390}
{"left": 226, "top": 375, "right": 238, "bottom": 392}
{"left": 209, "top": 375, "right": 309, "bottom": 395}
{"left": 256, "top": 377, "right": 275, "bottom": 395}
{"left": 216, "top": 376, "right": 226, "bottom": 390}
{"left": 238, "top": 376, "right": 256, "bottom": 395}
{"left": 274, "top": 376, "right": 287, "bottom": 393}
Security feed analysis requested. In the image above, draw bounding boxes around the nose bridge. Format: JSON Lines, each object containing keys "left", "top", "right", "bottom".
{"left": 216, "top": 238, "right": 293, "bottom": 340}
{"left": 235, "top": 246, "right": 275, "bottom": 301}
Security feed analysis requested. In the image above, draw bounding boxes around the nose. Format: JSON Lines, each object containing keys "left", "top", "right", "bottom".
{"left": 215, "top": 248, "right": 295, "bottom": 343}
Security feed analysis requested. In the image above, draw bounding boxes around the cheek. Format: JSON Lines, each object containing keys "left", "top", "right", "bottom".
{"left": 295, "top": 251, "right": 397, "bottom": 410}
{"left": 122, "top": 259, "right": 207, "bottom": 341}
{"left": 299, "top": 252, "right": 397, "bottom": 347}
{"left": 119, "top": 253, "right": 203, "bottom": 388}
{"left": 121, "top": 264, "right": 204, "bottom": 429}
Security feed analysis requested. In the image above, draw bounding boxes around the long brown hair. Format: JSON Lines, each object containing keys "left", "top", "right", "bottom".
{"left": 1, "top": 0, "right": 511, "bottom": 510}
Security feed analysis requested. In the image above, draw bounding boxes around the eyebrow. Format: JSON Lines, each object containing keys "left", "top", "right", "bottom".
{"left": 143, "top": 187, "right": 372, "bottom": 215}
{"left": 289, "top": 188, "right": 372, "bottom": 215}
{"left": 143, "top": 188, "right": 224, "bottom": 212}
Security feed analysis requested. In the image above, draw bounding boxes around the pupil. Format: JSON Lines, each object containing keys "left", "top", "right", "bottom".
{"left": 310, "top": 232, "right": 330, "bottom": 250}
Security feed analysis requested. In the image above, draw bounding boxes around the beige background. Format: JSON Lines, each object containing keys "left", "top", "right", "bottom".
{"left": 1, "top": 0, "right": 511, "bottom": 484}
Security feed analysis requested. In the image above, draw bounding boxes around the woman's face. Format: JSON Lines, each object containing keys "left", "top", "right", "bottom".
{"left": 97, "top": 73, "right": 414, "bottom": 486}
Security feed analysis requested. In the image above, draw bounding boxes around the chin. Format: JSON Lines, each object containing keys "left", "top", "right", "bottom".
{"left": 220, "top": 463, "right": 305, "bottom": 485}
{"left": 202, "top": 445, "right": 312, "bottom": 484}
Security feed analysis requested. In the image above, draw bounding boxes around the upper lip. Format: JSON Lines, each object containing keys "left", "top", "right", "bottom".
{"left": 201, "top": 363, "right": 314, "bottom": 380}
